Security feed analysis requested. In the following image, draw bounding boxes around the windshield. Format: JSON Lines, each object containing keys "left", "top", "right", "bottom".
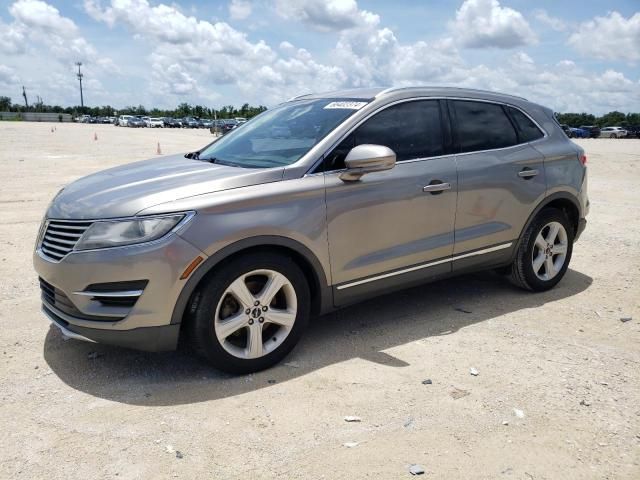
{"left": 198, "top": 98, "right": 368, "bottom": 168}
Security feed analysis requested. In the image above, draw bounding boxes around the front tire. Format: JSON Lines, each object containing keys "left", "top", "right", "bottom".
{"left": 509, "top": 208, "right": 574, "bottom": 291}
{"left": 187, "top": 252, "right": 310, "bottom": 374}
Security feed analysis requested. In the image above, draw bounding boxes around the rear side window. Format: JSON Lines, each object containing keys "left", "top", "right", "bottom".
{"left": 323, "top": 100, "right": 444, "bottom": 171}
{"left": 452, "top": 100, "right": 517, "bottom": 153}
{"left": 507, "top": 107, "right": 544, "bottom": 142}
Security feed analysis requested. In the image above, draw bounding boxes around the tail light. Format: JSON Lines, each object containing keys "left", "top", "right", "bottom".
{"left": 579, "top": 154, "right": 587, "bottom": 165}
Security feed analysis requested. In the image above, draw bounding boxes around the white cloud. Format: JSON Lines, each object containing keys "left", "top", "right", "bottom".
{"left": 274, "top": 0, "right": 379, "bottom": 32}
{"left": 533, "top": 9, "right": 566, "bottom": 32}
{"left": 0, "top": 65, "right": 20, "bottom": 87}
{"left": 9, "top": 0, "right": 78, "bottom": 37}
{"left": 568, "top": 11, "right": 640, "bottom": 62}
{"left": 450, "top": 0, "right": 537, "bottom": 49}
{"left": 229, "top": 0, "right": 252, "bottom": 20}
{"left": 84, "top": 0, "right": 349, "bottom": 104}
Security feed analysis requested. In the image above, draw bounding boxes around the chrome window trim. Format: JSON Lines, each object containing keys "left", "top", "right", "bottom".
{"left": 335, "top": 242, "right": 513, "bottom": 290}
{"left": 308, "top": 96, "right": 547, "bottom": 175}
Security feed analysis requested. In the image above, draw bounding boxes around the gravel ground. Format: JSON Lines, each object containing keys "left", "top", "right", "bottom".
{"left": 1, "top": 122, "right": 639, "bottom": 479}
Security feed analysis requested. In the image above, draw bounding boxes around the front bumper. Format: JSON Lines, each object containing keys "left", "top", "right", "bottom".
{"left": 44, "top": 305, "right": 180, "bottom": 351}
{"left": 34, "top": 232, "right": 206, "bottom": 351}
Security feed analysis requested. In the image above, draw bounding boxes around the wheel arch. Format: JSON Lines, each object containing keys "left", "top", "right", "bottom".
{"left": 514, "top": 192, "right": 581, "bottom": 257}
{"left": 170, "top": 236, "right": 331, "bottom": 326}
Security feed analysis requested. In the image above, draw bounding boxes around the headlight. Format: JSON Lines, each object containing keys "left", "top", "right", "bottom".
{"left": 75, "top": 213, "right": 192, "bottom": 251}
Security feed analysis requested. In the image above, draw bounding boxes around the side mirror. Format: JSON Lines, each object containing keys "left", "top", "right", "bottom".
{"left": 339, "top": 144, "right": 396, "bottom": 182}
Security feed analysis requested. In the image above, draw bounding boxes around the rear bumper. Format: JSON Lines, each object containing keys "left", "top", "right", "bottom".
{"left": 44, "top": 304, "right": 180, "bottom": 352}
{"left": 575, "top": 218, "right": 587, "bottom": 242}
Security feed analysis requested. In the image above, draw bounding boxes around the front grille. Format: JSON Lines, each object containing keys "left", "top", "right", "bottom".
{"left": 40, "top": 219, "right": 93, "bottom": 261}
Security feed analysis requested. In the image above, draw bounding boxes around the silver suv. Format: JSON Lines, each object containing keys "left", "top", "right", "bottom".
{"left": 34, "top": 87, "right": 589, "bottom": 373}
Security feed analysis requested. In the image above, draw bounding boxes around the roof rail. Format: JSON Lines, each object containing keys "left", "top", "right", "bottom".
{"left": 375, "top": 86, "right": 528, "bottom": 102}
{"left": 286, "top": 93, "right": 313, "bottom": 102}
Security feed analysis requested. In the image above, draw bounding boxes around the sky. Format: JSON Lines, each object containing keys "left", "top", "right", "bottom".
{"left": 0, "top": 0, "right": 638, "bottom": 114}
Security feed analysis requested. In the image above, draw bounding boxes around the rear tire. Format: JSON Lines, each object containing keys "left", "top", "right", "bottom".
{"left": 611, "top": 134, "right": 617, "bottom": 139}
{"left": 509, "top": 208, "right": 574, "bottom": 292}
{"left": 187, "top": 252, "right": 310, "bottom": 374}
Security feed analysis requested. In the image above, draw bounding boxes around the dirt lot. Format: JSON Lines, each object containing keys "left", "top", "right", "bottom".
{"left": 1, "top": 122, "right": 639, "bottom": 479}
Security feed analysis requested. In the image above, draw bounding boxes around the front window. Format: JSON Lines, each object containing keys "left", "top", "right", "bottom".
{"left": 198, "top": 99, "right": 368, "bottom": 168}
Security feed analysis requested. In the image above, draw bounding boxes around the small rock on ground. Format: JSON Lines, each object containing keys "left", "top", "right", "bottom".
{"left": 409, "top": 464, "right": 425, "bottom": 475}
{"left": 470, "top": 367, "right": 479, "bottom": 376}
{"left": 344, "top": 416, "right": 362, "bottom": 422}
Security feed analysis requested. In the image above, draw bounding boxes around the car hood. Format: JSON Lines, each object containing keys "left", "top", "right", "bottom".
{"left": 47, "top": 154, "right": 284, "bottom": 219}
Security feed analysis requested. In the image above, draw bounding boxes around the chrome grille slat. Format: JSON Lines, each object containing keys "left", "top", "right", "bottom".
{"left": 42, "top": 240, "right": 71, "bottom": 252}
{"left": 46, "top": 230, "right": 84, "bottom": 238}
{"left": 40, "top": 219, "right": 93, "bottom": 262}
{"left": 46, "top": 223, "right": 90, "bottom": 230}
{"left": 43, "top": 236, "right": 77, "bottom": 246}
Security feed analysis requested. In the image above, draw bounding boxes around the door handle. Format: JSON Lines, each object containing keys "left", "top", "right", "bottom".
{"left": 423, "top": 182, "right": 451, "bottom": 194}
{"left": 518, "top": 168, "right": 539, "bottom": 179}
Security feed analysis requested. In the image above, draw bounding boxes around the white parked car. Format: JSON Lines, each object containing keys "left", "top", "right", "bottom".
{"left": 146, "top": 117, "right": 164, "bottom": 128}
{"left": 600, "top": 126, "right": 627, "bottom": 138}
{"left": 117, "top": 115, "right": 132, "bottom": 127}
{"left": 235, "top": 117, "right": 247, "bottom": 124}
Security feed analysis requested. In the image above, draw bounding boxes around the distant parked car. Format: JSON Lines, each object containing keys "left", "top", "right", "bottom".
{"left": 162, "top": 117, "right": 178, "bottom": 128}
{"left": 599, "top": 126, "right": 627, "bottom": 138}
{"left": 128, "top": 117, "right": 145, "bottom": 128}
{"left": 579, "top": 125, "right": 600, "bottom": 138}
{"left": 199, "top": 118, "right": 213, "bottom": 129}
{"left": 560, "top": 124, "right": 572, "bottom": 137}
{"left": 211, "top": 119, "right": 238, "bottom": 135}
{"left": 117, "top": 115, "right": 132, "bottom": 127}
{"left": 625, "top": 125, "right": 640, "bottom": 138}
{"left": 569, "top": 127, "right": 589, "bottom": 138}
{"left": 235, "top": 117, "right": 247, "bottom": 124}
{"left": 182, "top": 117, "right": 199, "bottom": 128}
{"left": 100, "top": 117, "right": 111, "bottom": 124}
{"left": 146, "top": 117, "right": 164, "bottom": 128}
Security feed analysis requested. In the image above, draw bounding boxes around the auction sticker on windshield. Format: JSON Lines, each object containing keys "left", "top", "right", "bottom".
{"left": 324, "top": 101, "right": 368, "bottom": 110}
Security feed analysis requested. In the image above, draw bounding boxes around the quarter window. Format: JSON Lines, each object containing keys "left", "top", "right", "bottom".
{"left": 323, "top": 100, "right": 444, "bottom": 171}
{"left": 507, "top": 106, "right": 544, "bottom": 143}
{"left": 452, "top": 100, "right": 518, "bottom": 153}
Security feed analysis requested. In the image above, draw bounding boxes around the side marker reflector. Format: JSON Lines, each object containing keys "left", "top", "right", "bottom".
{"left": 180, "top": 256, "right": 203, "bottom": 280}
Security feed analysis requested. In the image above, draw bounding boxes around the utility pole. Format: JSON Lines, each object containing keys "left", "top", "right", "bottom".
{"left": 22, "top": 86, "right": 28, "bottom": 109}
{"left": 76, "top": 62, "right": 84, "bottom": 110}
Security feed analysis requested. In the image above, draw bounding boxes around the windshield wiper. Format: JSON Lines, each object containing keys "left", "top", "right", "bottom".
{"left": 184, "top": 151, "right": 200, "bottom": 159}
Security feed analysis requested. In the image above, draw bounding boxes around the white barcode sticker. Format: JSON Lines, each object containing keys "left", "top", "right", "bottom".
{"left": 324, "top": 101, "right": 368, "bottom": 110}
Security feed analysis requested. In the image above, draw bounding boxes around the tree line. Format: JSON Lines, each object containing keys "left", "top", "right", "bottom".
{"left": 1, "top": 95, "right": 639, "bottom": 126}
{"left": 555, "top": 111, "right": 640, "bottom": 128}
{"left": 0, "top": 96, "right": 267, "bottom": 119}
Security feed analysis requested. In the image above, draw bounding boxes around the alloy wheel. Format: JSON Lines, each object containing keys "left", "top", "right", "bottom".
{"left": 214, "top": 269, "right": 297, "bottom": 359}
{"left": 531, "top": 221, "right": 568, "bottom": 281}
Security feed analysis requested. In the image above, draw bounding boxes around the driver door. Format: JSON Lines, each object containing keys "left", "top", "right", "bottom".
{"left": 322, "top": 100, "right": 458, "bottom": 306}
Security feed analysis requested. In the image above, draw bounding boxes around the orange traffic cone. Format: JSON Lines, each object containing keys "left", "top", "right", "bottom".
{"left": 156, "top": 142, "right": 162, "bottom": 155}
{"left": 94, "top": 132, "right": 98, "bottom": 141}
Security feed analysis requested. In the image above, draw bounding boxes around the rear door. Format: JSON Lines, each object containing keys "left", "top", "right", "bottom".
{"left": 449, "top": 100, "right": 546, "bottom": 270}
{"left": 323, "top": 100, "right": 458, "bottom": 305}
